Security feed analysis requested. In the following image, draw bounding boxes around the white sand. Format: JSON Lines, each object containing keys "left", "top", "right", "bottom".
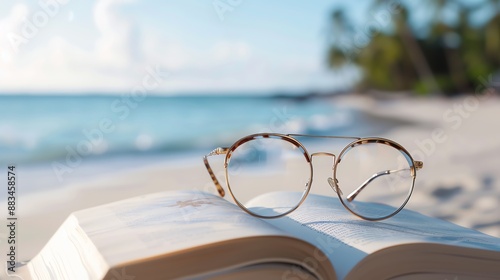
{"left": 333, "top": 93, "right": 500, "bottom": 238}
{"left": 2, "top": 94, "right": 499, "bottom": 270}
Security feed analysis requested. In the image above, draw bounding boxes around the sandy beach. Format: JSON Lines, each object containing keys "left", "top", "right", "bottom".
{"left": 341, "top": 93, "right": 500, "bottom": 238}
{"left": 2, "top": 94, "right": 499, "bottom": 270}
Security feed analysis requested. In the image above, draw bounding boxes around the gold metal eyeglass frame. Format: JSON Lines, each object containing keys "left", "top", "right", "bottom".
{"left": 203, "top": 133, "right": 423, "bottom": 221}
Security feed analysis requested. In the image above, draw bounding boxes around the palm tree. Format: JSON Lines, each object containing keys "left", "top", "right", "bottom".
{"left": 427, "top": 1, "right": 471, "bottom": 92}
{"left": 327, "top": 9, "right": 356, "bottom": 67}
{"left": 326, "top": 0, "right": 500, "bottom": 95}
{"left": 389, "top": 5, "right": 441, "bottom": 94}
{"left": 484, "top": 0, "right": 500, "bottom": 64}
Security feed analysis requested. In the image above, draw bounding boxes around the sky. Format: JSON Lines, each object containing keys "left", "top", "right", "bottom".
{"left": 0, "top": 0, "right": 491, "bottom": 95}
{"left": 0, "top": 0, "right": 374, "bottom": 94}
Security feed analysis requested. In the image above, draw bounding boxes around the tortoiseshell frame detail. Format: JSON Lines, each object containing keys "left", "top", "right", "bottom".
{"left": 203, "top": 133, "right": 423, "bottom": 221}
{"left": 333, "top": 137, "right": 421, "bottom": 221}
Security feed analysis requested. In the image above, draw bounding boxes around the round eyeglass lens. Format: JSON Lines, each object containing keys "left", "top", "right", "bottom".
{"left": 335, "top": 141, "right": 415, "bottom": 220}
{"left": 226, "top": 135, "right": 311, "bottom": 218}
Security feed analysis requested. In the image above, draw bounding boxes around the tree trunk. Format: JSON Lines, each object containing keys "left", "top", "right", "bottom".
{"left": 398, "top": 22, "right": 441, "bottom": 94}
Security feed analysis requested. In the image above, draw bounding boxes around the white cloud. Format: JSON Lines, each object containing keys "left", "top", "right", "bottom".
{"left": 93, "top": 0, "right": 139, "bottom": 68}
{"left": 0, "top": 4, "right": 30, "bottom": 65}
{"left": 0, "top": 0, "right": 142, "bottom": 92}
{"left": 0, "top": 1, "right": 349, "bottom": 94}
{"left": 141, "top": 36, "right": 191, "bottom": 71}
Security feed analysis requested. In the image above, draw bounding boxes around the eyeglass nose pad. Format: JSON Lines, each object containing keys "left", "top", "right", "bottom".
{"left": 327, "top": 177, "right": 343, "bottom": 195}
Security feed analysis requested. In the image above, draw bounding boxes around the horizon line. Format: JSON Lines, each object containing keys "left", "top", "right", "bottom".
{"left": 0, "top": 90, "right": 347, "bottom": 98}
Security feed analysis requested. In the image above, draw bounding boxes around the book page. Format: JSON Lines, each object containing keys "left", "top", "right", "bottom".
{"left": 248, "top": 192, "right": 500, "bottom": 280}
{"left": 75, "top": 190, "right": 286, "bottom": 266}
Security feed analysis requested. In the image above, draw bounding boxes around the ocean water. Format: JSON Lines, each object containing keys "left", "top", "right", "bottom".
{"left": 0, "top": 95, "right": 356, "bottom": 165}
{"left": 1, "top": 94, "right": 370, "bottom": 193}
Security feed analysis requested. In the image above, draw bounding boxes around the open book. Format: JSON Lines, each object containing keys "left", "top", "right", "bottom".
{"left": 17, "top": 190, "right": 500, "bottom": 280}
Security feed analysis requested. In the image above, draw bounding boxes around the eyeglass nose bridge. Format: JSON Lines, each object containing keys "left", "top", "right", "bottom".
{"left": 310, "top": 152, "right": 336, "bottom": 170}
{"left": 310, "top": 152, "right": 336, "bottom": 159}
{"left": 310, "top": 152, "right": 342, "bottom": 195}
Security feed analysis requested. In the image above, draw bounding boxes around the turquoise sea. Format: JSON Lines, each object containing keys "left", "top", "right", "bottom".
{"left": 0, "top": 95, "right": 361, "bottom": 163}
{"left": 0, "top": 94, "right": 380, "bottom": 193}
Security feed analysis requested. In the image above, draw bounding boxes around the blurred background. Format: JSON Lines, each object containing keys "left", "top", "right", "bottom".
{"left": 0, "top": 0, "right": 499, "bottom": 263}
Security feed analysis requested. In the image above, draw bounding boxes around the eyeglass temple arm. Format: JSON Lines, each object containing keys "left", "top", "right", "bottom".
{"left": 346, "top": 161, "right": 423, "bottom": 202}
{"left": 203, "top": 147, "right": 229, "bottom": 197}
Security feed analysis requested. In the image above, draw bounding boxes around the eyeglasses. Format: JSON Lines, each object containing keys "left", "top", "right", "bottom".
{"left": 203, "top": 133, "right": 423, "bottom": 221}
